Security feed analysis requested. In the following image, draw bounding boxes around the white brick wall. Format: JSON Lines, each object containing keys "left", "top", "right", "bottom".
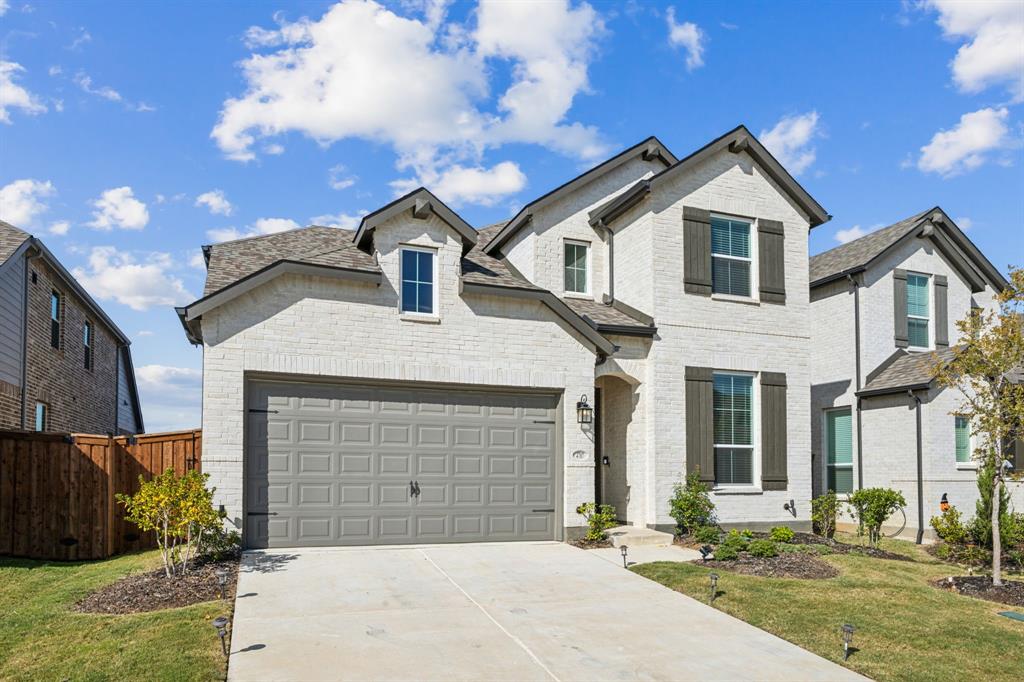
{"left": 200, "top": 212, "right": 600, "bottom": 537}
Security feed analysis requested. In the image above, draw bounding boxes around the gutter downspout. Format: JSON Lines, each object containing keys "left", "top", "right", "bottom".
{"left": 910, "top": 389, "right": 924, "bottom": 544}
{"left": 848, "top": 274, "right": 864, "bottom": 490}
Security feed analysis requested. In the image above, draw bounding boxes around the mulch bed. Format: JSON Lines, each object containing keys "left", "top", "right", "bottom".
{"left": 570, "top": 538, "right": 613, "bottom": 549}
{"left": 699, "top": 552, "right": 840, "bottom": 579}
{"left": 777, "top": 532, "right": 914, "bottom": 562}
{"left": 931, "top": 575, "right": 1024, "bottom": 607}
{"left": 76, "top": 555, "right": 239, "bottom": 614}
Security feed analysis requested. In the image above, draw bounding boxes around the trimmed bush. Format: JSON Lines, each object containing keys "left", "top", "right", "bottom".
{"left": 811, "top": 491, "right": 839, "bottom": 541}
{"left": 930, "top": 506, "right": 970, "bottom": 545}
{"left": 713, "top": 544, "right": 739, "bottom": 561}
{"left": 721, "top": 529, "right": 750, "bottom": 551}
{"left": 848, "top": 487, "right": 907, "bottom": 546}
{"left": 669, "top": 471, "right": 717, "bottom": 535}
{"left": 576, "top": 502, "right": 617, "bottom": 541}
{"left": 693, "top": 525, "right": 721, "bottom": 544}
{"left": 769, "top": 526, "right": 795, "bottom": 543}
{"left": 748, "top": 539, "right": 779, "bottom": 557}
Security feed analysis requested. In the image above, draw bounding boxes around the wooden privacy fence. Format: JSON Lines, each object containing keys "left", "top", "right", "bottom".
{"left": 0, "top": 428, "right": 201, "bottom": 561}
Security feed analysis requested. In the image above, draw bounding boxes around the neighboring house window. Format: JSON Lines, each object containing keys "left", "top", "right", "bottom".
{"left": 711, "top": 215, "right": 752, "bottom": 297}
{"left": 83, "top": 321, "right": 93, "bottom": 370}
{"left": 826, "top": 408, "right": 854, "bottom": 494}
{"left": 564, "top": 240, "right": 590, "bottom": 295}
{"left": 955, "top": 415, "right": 971, "bottom": 464}
{"left": 400, "top": 247, "right": 436, "bottom": 315}
{"left": 50, "top": 291, "right": 61, "bottom": 349}
{"left": 34, "top": 402, "right": 47, "bottom": 432}
{"left": 713, "top": 373, "right": 754, "bottom": 485}
{"left": 907, "top": 272, "right": 930, "bottom": 349}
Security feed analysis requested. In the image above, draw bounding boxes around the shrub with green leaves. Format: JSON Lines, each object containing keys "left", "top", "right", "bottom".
{"left": 969, "top": 463, "right": 1019, "bottom": 550}
{"left": 713, "top": 544, "right": 739, "bottom": 561}
{"left": 720, "top": 529, "right": 750, "bottom": 551}
{"left": 847, "top": 487, "right": 907, "bottom": 546}
{"left": 575, "top": 502, "right": 617, "bottom": 541}
{"left": 930, "top": 505, "right": 970, "bottom": 546}
{"left": 748, "top": 539, "right": 778, "bottom": 557}
{"left": 693, "top": 525, "right": 721, "bottom": 544}
{"left": 769, "top": 526, "right": 795, "bottom": 543}
{"left": 811, "top": 491, "right": 839, "bottom": 541}
{"left": 669, "top": 471, "right": 717, "bottom": 535}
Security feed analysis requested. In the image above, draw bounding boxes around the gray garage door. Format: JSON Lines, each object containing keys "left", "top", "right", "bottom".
{"left": 245, "top": 380, "right": 560, "bottom": 548}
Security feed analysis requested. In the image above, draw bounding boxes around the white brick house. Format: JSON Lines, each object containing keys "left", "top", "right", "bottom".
{"left": 809, "top": 209, "right": 1021, "bottom": 541}
{"left": 178, "top": 126, "right": 831, "bottom": 548}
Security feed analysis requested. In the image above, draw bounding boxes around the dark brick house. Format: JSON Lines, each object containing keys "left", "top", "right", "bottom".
{"left": 0, "top": 220, "right": 143, "bottom": 434}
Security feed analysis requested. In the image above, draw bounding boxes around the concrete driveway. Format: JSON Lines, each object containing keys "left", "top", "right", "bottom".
{"left": 228, "top": 542, "right": 862, "bottom": 682}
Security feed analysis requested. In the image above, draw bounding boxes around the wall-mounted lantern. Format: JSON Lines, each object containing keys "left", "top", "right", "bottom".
{"left": 576, "top": 395, "right": 593, "bottom": 424}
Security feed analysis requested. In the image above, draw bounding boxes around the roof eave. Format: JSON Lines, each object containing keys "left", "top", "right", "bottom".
{"left": 856, "top": 381, "right": 934, "bottom": 398}
{"left": 355, "top": 188, "right": 477, "bottom": 254}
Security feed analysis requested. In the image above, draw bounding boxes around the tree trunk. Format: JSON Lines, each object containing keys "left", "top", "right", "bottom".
{"left": 992, "top": 472, "right": 1002, "bottom": 587}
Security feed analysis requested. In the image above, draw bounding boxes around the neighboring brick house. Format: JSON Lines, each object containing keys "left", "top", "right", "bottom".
{"left": 177, "top": 125, "right": 831, "bottom": 548}
{"left": 0, "top": 220, "right": 144, "bottom": 435}
{"left": 809, "top": 209, "right": 1020, "bottom": 540}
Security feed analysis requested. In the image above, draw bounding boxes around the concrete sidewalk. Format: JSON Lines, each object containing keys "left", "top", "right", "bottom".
{"left": 228, "top": 542, "right": 863, "bottom": 682}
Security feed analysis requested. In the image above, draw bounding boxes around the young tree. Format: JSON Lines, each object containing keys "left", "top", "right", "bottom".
{"left": 934, "top": 266, "right": 1024, "bottom": 586}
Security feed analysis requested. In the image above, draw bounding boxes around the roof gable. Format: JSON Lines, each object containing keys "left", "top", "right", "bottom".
{"left": 0, "top": 220, "right": 30, "bottom": 264}
{"left": 355, "top": 187, "right": 476, "bottom": 254}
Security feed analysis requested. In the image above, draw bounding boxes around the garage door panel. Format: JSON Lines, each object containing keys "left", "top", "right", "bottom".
{"left": 245, "top": 381, "right": 558, "bottom": 548}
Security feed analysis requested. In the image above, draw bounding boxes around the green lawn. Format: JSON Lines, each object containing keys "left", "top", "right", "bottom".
{"left": 633, "top": 535, "right": 1023, "bottom": 681}
{"left": 0, "top": 551, "right": 229, "bottom": 681}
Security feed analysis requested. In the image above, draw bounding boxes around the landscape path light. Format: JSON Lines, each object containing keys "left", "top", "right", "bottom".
{"left": 709, "top": 572, "right": 719, "bottom": 604}
{"left": 841, "top": 623, "right": 855, "bottom": 661}
{"left": 212, "top": 616, "right": 231, "bottom": 657}
{"left": 215, "top": 568, "right": 229, "bottom": 600}
{"left": 620, "top": 544, "right": 628, "bottom": 568}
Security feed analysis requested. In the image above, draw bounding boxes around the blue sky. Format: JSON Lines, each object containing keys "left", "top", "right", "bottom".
{"left": 1, "top": 0, "right": 1022, "bottom": 431}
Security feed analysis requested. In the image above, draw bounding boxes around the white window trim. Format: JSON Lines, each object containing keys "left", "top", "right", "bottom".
{"left": 398, "top": 245, "right": 439, "bottom": 318}
{"left": 563, "top": 239, "right": 591, "bottom": 298}
{"left": 710, "top": 214, "right": 758, "bottom": 302}
{"left": 906, "top": 271, "right": 932, "bottom": 351}
{"left": 822, "top": 407, "right": 855, "bottom": 495}
{"left": 711, "top": 370, "right": 760, "bottom": 490}
{"left": 954, "top": 415, "right": 977, "bottom": 469}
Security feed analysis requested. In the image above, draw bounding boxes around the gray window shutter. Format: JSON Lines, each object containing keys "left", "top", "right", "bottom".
{"left": 683, "top": 207, "right": 711, "bottom": 296}
{"left": 685, "top": 366, "right": 715, "bottom": 483}
{"left": 760, "top": 372, "right": 788, "bottom": 491}
{"left": 893, "top": 269, "right": 908, "bottom": 348}
{"left": 934, "top": 274, "right": 949, "bottom": 347}
{"left": 758, "top": 219, "right": 786, "bottom": 304}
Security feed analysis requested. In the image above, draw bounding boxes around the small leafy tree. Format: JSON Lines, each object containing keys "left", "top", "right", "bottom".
{"left": 117, "top": 469, "right": 222, "bottom": 578}
{"left": 847, "top": 488, "right": 906, "bottom": 546}
{"left": 811, "top": 491, "right": 839, "bottom": 542}
{"left": 575, "top": 502, "right": 617, "bottom": 541}
{"left": 934, "top": 266, "right": 1024, "bottom": 586}
{"left": 669, "top": 471, "right": 717, "bottom": 535}
{"left": 968, "top": 463, "right": 1016, "bottom": 550}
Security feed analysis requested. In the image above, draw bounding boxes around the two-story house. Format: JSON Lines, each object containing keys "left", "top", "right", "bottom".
{"left": 809, "top": 209, "right": 1020, "bottom": 540}
{"left": 177, "top": 125, "right": 830, "bottom": 549}
{"left": 0, "top": 220, "right": 144, "bottom": 435}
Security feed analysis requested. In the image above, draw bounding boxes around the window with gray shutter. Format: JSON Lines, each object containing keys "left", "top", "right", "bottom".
{"left": 685, "top": 366, "right": 715, "bottom": 483}
{"left": 760, "top": 372, "right": 788, "bottom": 491}
{"left": 935, "top": 274, "right": 949, "bottom": 347}
{"left": 758, "top": 219, "right": 786, "bottom": 303}
{"left": 683, "top": 207, "right": 712, "bottom": 296}
{"left": 893, "top": 269, "right": 909, "bottom": 348}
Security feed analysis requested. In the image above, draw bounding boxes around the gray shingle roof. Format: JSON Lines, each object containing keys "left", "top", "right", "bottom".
{"left": 560, "top": 297, "right": 653, "bottom": 331}
{"left": 203, "top": 226, "right": 380, "bottom": 296}
{"left": 809, "top": 209, "right": 933, "bottom": 286}
{"left": 0, "top": 220, "right": 30, "bottom": 264}
{"left": 859, "top": 348, "right": 955, "bottom": 395}
{"left": 460, "top": 223, "right": 540, "bottom": 290}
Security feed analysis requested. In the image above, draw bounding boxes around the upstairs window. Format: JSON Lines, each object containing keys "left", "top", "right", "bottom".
{"left": 711, "top": 216, "right": 752, "bottom": 297}
{"left": 564, "top": 241, "right": 590, "bottom": 295}
{"left": 400, "top": 247, "right": 436, "bottom": 315}
{"left": 50, "top": 291, "right": 61, "bottom": 349}
{"left": 907, "top": 273, "right": 930, "bottom": 349}
{"left": 955, "top": 416, "right": 971, "bottom": 464}
{"left": 34, "top": 402, "right": 46, "bottom": 432}
{"left": 83, "top": 321, "right": 93, "bottom": 370}
{"left": 713, "top": 373, "right": 754, "bottom": 485}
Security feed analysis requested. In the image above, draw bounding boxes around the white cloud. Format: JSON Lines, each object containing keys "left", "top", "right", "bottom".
{"left": 195, "top": 189, "right": 234, "bottom": 216}
{"left": 924, "top": 0, "right": 1024, "bottom": 102}
{"left": 48, "top": 220, "right": 70, "bottom": 236}
{"left": 0, "top": 1, "right": 8, "bottom": 16}
{"left": 759, "top": 111, "right": 822, "bottom": 175}
{"left": 835, "top": 225, "right": 868, "bottom": 244}
{"left": 136, "top": 330, "right": 154, "bottom": 337}
{"left": 310, "top": 211, "right": 367, "bottom": 229}
{"left": 188, "top": 249, "right": 206, "bottom": 269}
{"left": 134, "top": 364, "right": 202, "bottom": 432}
{"left": 213, "top": 0, "right": 606, "bottom": 205}
{"left": 48, "top": 65, "right": 61, "bottom": 76}
{"left": 263, "top": 143, "right": 285, "bottom": 155}
{"left": 392, "top": 160, "right": 527, "bottom": 207}
{"left": 206, "top": 217, "right": 301, "bottom": 243}
{"left": 0, "top": 178, "right": 55, "bottom": 226}
{"left": 73, "top": 72, "right": 122, "bottom": 102}
{"left": 0, "top": 61, "right": 47, "bottom": 123}
{"left": 66, "top": 28, "right": 92, "bottom": 51}
{"left": 918, "top": 107, "right": 1010, "bottom": 176}
{"left": 328, "top": 164, "right": 357, "bottom": 190}
{"left": 666, "top": 7, "right": 705, "bottom": 71}
{"left": 87, "top": 186, "right": 150, "bottom": 230}
{"left": 72, "top": 247, "right": 193, "bottom": 311}
{"left": 955, "top": 216, "right": 973, "bottom": 229}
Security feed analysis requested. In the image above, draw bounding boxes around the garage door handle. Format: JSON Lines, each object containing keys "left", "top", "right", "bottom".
{"left": 410, "top": 481, "right": 421, "bottom": 498}
{"left": 247, "top": 512, "right": 278, "bottom": 516}
{"left": 532, "top": 509, "right": 554, "bottom": 513}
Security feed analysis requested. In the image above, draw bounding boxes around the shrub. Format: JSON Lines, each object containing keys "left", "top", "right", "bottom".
{"left": 930, "top": 506, "right": 970, "bottom": 545}
{"left": 811, "top": 491, "right": 839, "bottom": 541}
{"left": 1007, "top": 549, "right": 1024, "bottom": 570}
{"left": 575, "top": 502, "right": 617, "bottom": 541}
{"left": 117, "top": 469, "right": 221, "bottom": 578}
{"left": 969, "top": 462, "right": 1017, "bottom": 550}
{"left": 693, "top": 525, "right": 721, "bottom": 544}
{"left": 669, "top": 471, "right": 717, "bottom": 535}
{"left": 847, "top": 487, "right": 907, "bottom": 546}
{"left": 720, "top": 529, "right": 750, "bottom": 551}
{"left": 769, "top": 526, "right": 795, "bottom": 543}
{"left": 713, "top": 545, "right": 739, "bottom": 561}
{"left": 748, "top": 539, "right": 779, "bottom": 558}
